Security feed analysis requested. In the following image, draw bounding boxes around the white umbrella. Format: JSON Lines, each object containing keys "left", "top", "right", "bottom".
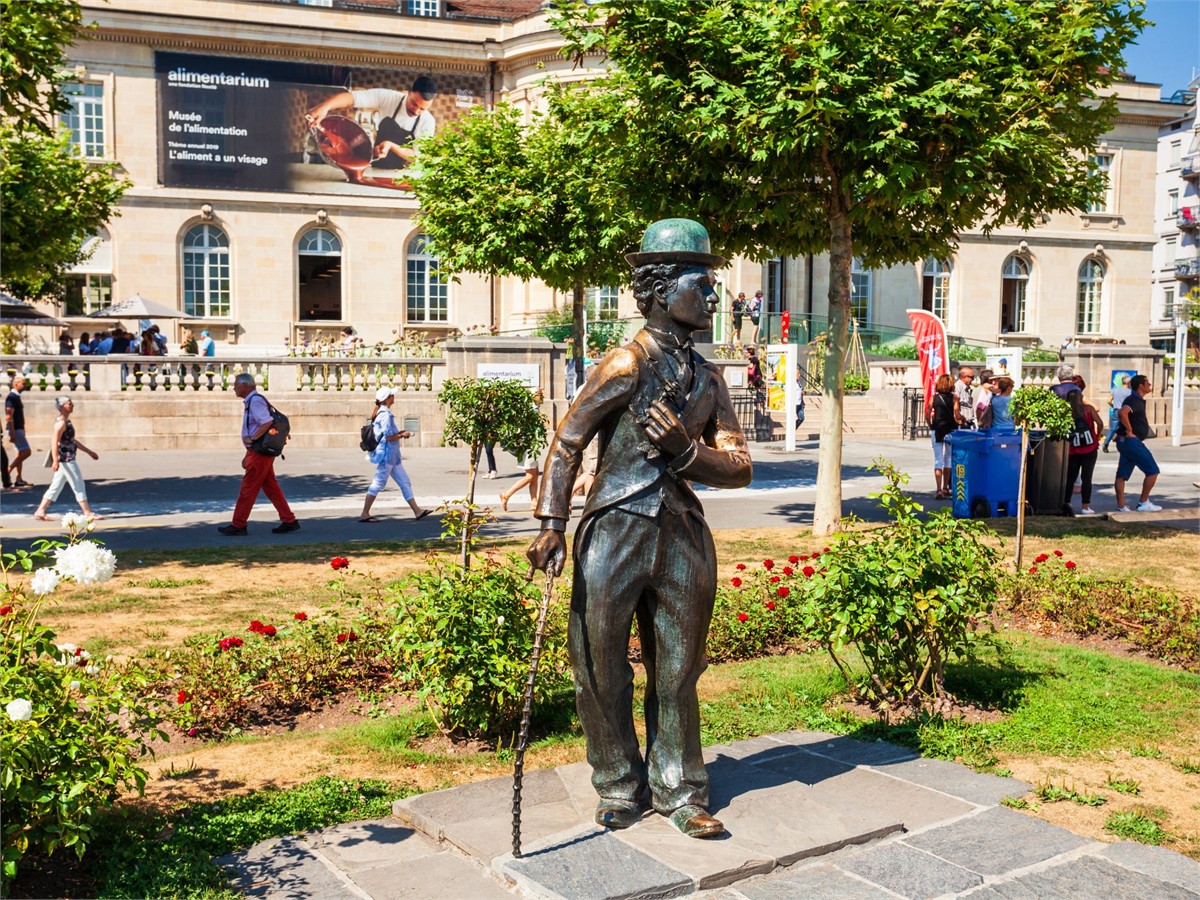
{"left": 86, "top": 293, "right": 185, "bottom": 320}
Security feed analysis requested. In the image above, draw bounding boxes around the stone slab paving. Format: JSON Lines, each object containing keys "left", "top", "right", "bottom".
{"left": 221, "top": 731, "right": 1200, "bottom": 899}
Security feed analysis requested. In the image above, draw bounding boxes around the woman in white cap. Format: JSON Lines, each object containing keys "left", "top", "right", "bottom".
{"left": 33, "top": 396, "right": 102, "bottom": 521}
{"left": 358, "top": 387, "right": 429, "bottom": 523}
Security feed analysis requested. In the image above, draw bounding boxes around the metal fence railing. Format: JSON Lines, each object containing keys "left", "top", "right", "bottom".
{"left": 902, "top": 387, "right": 929, "bottom": 441}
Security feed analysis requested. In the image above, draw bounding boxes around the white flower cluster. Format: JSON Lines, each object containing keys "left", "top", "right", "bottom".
{"left": 60, "top": 512, "right": 95, "bottom": 534}
{"left": 6, "top": 699, "right": 32, "bottom": 722}
{"left": 54, "top": 643, "right": 95, "bottom": 670}
{"left": 52, "top": 541, "right": 117, "bottom": 585}
{"left": 30, "top": 568, "right": 61, "bottom": 596}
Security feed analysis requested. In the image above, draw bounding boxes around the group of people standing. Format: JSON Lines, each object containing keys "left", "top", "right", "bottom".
{"left": 927, "top": 363, "right": 1162, "bottom": 515}
{"left": 730, "top": 290, "right": 764, "bottom": 345}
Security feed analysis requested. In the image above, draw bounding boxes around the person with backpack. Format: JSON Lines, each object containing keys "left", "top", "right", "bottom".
{"left": 218, "top": 373, "right": 300, "bottom": 536}
{"left": 926, "top": 372, "right": 958, "bottom": 499}
{"left": 1065, "top": 375, "right": 1101, "bottom": 516}
{"left": 358, "top": 387, "right": 430, "bottom": 523}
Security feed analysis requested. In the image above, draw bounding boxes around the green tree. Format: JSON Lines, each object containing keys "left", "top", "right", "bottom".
{"left": 0, "top": 0, "right": 129, "bottom": 301}
{"left": 555, "top": 0, "right": 1145, "bottom": 533}
{"left": 439, "top": 377, "right": 548, "bottom": 567}
{"left": 412, "top": 92, "right": 646, "bottom": 380}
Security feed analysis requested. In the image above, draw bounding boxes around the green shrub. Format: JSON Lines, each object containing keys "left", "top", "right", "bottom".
{"left": 390, "top": 552, "right": 569, "bottom": 739}
{"left": 1009, "top": 386, "right": 1073, "bottom": 439}
{"left": 844, "top": 373, "right": 870, "bottom": 392}
{"left": 708, "top": 552, "right": 827, "bottom": 662}
{"left": 1, "top": 528, "right": 162, "bottom": 886}
{"left": 1003, "top": 552, "right": 1199, "bottom": 672}
{"left": 534, "top": 306, "right": 628, "bottom": 353}
{"left": 797, "top": 459, "right": 1001, "bottom": 706}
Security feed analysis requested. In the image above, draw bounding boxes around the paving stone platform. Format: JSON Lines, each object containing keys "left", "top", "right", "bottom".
{"left": 219, "top": 730, "right": 1200, "bottom": 899}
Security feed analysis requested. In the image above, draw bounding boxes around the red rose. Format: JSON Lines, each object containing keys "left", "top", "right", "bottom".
{"left": 1065, "top": 561, "right": 1076, "bottom": 570}
{"left": 788, "top": 555, "right": 800, "bottom": 564}
{"left": 763, "top": 559, "right": 775, "bottom": 570}
{"left": 75, "top": 647, "right": 85, "bottom": 656}
{"left": 823, "top": 547, "right": 831, "bottom": 553}
{"left": 177, "top": 690, "right": 188, "bottom": 705}
{"left": 1029, "top": 566, "right": 1038, "bottom": 574}
{"left": 249, "top": 620, "right": 264, "bottom": 633}
{"left": 782, "top": 566, "right": 794, "bottom": 576}
{"left": 731, "top": 577, "right": 743, "bottom": 588}
{"left": 294, "top": 612, "right": 308, "bottom": 621}
{"left": 798, "top": 554, "right": 808, "bottom": 561}
{"left": 735, "top": 563, "right": 746, "bottom": 571}
{"left": 770, "top": 575, "right": 781, "bottom": 583}
{"left": 810, "top": 551, "right": 821, "bottom": 560}
{"left": 803, "top": 566, "right": 815, "bottom": 577}
{"left": 766, "top": 601, "right": 776, "bottom": 610}
{"left": 0, "top": 605, "right": 11, "bottom": 616}
{"left": 1053, "top": 550, "right": 1064, "bottom": 557}
{"left": 330, "top": 557, "right": 349, "bottom": 570}
{"left": 187, "top": 728, "right": 198, "bottom": 737}
{"left": 777, "top": 586, "right": 789, "bottom": 598}
{"left": 737, "top": 613, "right": 749, "bottom": 623}
{"left": 262, "top": 625, "right": 277, "bottom": 637}
{"left": 337, "top": 633, "right": 348, "bottom": 643}
{"left": 337, "top": 631, "right": 358, "bottom": 643}
{"left": 1035, "top": 554, "right": 1048, "bottom": 564}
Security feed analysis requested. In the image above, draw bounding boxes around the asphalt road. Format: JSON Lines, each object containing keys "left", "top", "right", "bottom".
{"left": 1, "top": 436, "right": 1197, "bottom": 554}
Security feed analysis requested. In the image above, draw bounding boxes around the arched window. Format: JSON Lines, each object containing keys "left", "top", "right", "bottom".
{"left": 182, "top": 224, "right": 230, "bottom": 318}
{"left": 406, "top": 234, "right": 447, "bottom": 323}
{"left": 298, "top": 228, "right": 343, "bottom": 321}
{"left": 1000, "top": 255, "right": 1030, "bottom": 334}
{"left": 922, "top": 258, "right": 951, "bottom": 322}
{"left": 850, "top": 257, "right": 871, "bottom": 323}
{"left": 1076, "top": 259, "right": 1105, "bottom": 335}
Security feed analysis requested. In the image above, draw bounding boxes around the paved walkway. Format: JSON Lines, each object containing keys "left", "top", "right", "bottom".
{"left": 219, "top": 731, "right": 1200, "bottom": 899}
{"left": 2, "top": 438, "right": 1197, "bottom": 552}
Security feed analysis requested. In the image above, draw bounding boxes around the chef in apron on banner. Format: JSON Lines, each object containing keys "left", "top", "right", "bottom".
{"left": 307, "top": 75, "right": 438, "bottom": 171}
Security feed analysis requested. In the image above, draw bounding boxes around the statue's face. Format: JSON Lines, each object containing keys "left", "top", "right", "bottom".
{"left": 665, "top": 267, "right": 719, "bottom": 332}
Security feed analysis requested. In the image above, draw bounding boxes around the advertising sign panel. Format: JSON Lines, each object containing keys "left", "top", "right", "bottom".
{"left": 156, "top": 52, "right": 486, "bottom": 197}
{"left": 985, "top": 347, "right": 1024, "bottom": 389}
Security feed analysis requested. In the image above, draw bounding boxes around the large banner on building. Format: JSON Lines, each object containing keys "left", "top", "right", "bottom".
{"left": 906, "top": 308, "right": 950, "bottom": 413}
{"left": 155, "top": 52, "right": 486, "bottom": 197}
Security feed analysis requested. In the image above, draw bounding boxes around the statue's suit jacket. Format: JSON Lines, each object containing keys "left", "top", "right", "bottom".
{"left": 536, "top": 329, "right": 752, "bottom": 527}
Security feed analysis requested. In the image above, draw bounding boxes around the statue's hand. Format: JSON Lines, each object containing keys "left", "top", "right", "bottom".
{"left": 644, "top": 400, "right": 693, "bottom": 458}
{"left": 526, "top": 529, "right": 566, "bottom": 579}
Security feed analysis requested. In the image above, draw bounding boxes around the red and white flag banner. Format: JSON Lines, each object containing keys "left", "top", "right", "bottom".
{"left": 906, "top": 309, "right": 950, "bottom": 414}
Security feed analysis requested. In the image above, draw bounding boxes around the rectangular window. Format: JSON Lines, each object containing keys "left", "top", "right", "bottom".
{"left": 850, "top": 264, "right": 871, "bottom": 323}
{"left": 406, "top": 0, "right": 439, "bottom": 15}
{"left": 1087, "top": 153, "right": 1113, "bottom": 213}
{"left": 587, "top": 285, "right": 619, "bottom": 319}
{"left": 1165, "top": 236, "right": 1177, "bottom": 266}
{"left": 60, "top": 82, "right": 105, "bottom": 158}
{"left": 63, "top": 274, "right": 112, "bottom": 316}
{"left": 1169, "top": 189, "right": 1180, "bottom": 216}
{"left": 1076, "top": 280, "right": 1102, "bottom": 334}
{"left": 1170, "top": 140, "right": 1182, "bottom": 168}
{"left": 1164, "top": 287, "right": 1175, "bottom": 321}
{"left": 406, "top": 260, "right": 447, "bottom": 322}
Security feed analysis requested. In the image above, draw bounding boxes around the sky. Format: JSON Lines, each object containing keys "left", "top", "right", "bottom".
{"left": 1122, "top": 0, "right": 1200, "bottom": 97}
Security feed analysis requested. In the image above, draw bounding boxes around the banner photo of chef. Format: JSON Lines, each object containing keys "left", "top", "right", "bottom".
{"left": 155, "top": 52, "right": 486, "bottom": 197}
{"left": 905, "top": 309, "right": 950, "bottom": 414}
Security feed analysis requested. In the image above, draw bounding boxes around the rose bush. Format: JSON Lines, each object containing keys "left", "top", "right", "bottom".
{"left": 1, "top": 524, "right": 161, "bottom": 887}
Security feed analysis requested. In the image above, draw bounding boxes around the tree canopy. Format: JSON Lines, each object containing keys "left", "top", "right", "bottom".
{"left": 412, "top": 89, "right": 647, "bottom": 373}
{"left": 0, "top": 0, "right": 128, "bottom": 301}
{"left": 554, "top": 0, "right": 1146, "bottom": 532}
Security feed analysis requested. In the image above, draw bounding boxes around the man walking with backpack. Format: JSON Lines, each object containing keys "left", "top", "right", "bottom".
{"left": 218, "top": 373, "right": 300, "bottom": 536}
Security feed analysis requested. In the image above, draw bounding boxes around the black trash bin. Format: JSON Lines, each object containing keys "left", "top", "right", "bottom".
{"left": 1023, "top": 429, "right": 1072, "bottom": 516}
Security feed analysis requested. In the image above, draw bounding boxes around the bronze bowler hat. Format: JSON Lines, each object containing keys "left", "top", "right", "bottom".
{"left": 626, "top": 218, "right": 726, "bottom": 268}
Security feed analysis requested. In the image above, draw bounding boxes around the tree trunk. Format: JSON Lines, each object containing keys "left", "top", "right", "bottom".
{"left": 572, "top": 280, "right": 586, "bottom": 383}
{"left": 813, "top": 213, "right": 852, "bottom": 535}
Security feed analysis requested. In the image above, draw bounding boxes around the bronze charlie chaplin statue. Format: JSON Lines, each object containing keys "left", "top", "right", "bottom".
{"left": 526, "top": 218, "right": 753, "bottom": 838}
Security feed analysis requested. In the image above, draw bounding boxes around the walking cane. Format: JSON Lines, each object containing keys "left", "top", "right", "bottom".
{"left": 511, "top": 568, "right": 556, "bottom": 859}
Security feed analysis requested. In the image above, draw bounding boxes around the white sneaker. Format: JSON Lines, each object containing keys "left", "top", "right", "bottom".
{"left": 1136, "top": 501, "right": 1162, "bottom": 512}
{"left": 1078, "top": 508, "right": 1097, "bottom": 516}
{"left": 1115, "top": 506, "right": 1132, "bottom": 513}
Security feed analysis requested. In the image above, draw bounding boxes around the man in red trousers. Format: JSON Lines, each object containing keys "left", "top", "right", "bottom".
{"left": 218, "top": 373, "right": 300, "bottom": 536}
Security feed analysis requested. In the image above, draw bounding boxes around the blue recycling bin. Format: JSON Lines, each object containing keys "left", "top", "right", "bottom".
{"left": 947, "top": 429, "right": 1023, "bottom": 519}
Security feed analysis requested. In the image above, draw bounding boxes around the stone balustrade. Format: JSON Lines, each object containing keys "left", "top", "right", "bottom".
{"left": 0, "top": 355, "right": 444, "bottom": 394}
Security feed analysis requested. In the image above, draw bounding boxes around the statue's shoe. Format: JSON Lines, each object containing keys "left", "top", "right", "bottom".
{"left": 595, "top": 798, "right": 644, "bottom": 830}
{"left": 669, "top": 805, "right": 725, "bottom": 839}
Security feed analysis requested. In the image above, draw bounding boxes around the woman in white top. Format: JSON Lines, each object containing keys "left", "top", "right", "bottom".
{"left": 33, "top": 396, "right": 102, "bottom": 521}
{"left": 358, "top": 388, "right": 430, "bottom": 523}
